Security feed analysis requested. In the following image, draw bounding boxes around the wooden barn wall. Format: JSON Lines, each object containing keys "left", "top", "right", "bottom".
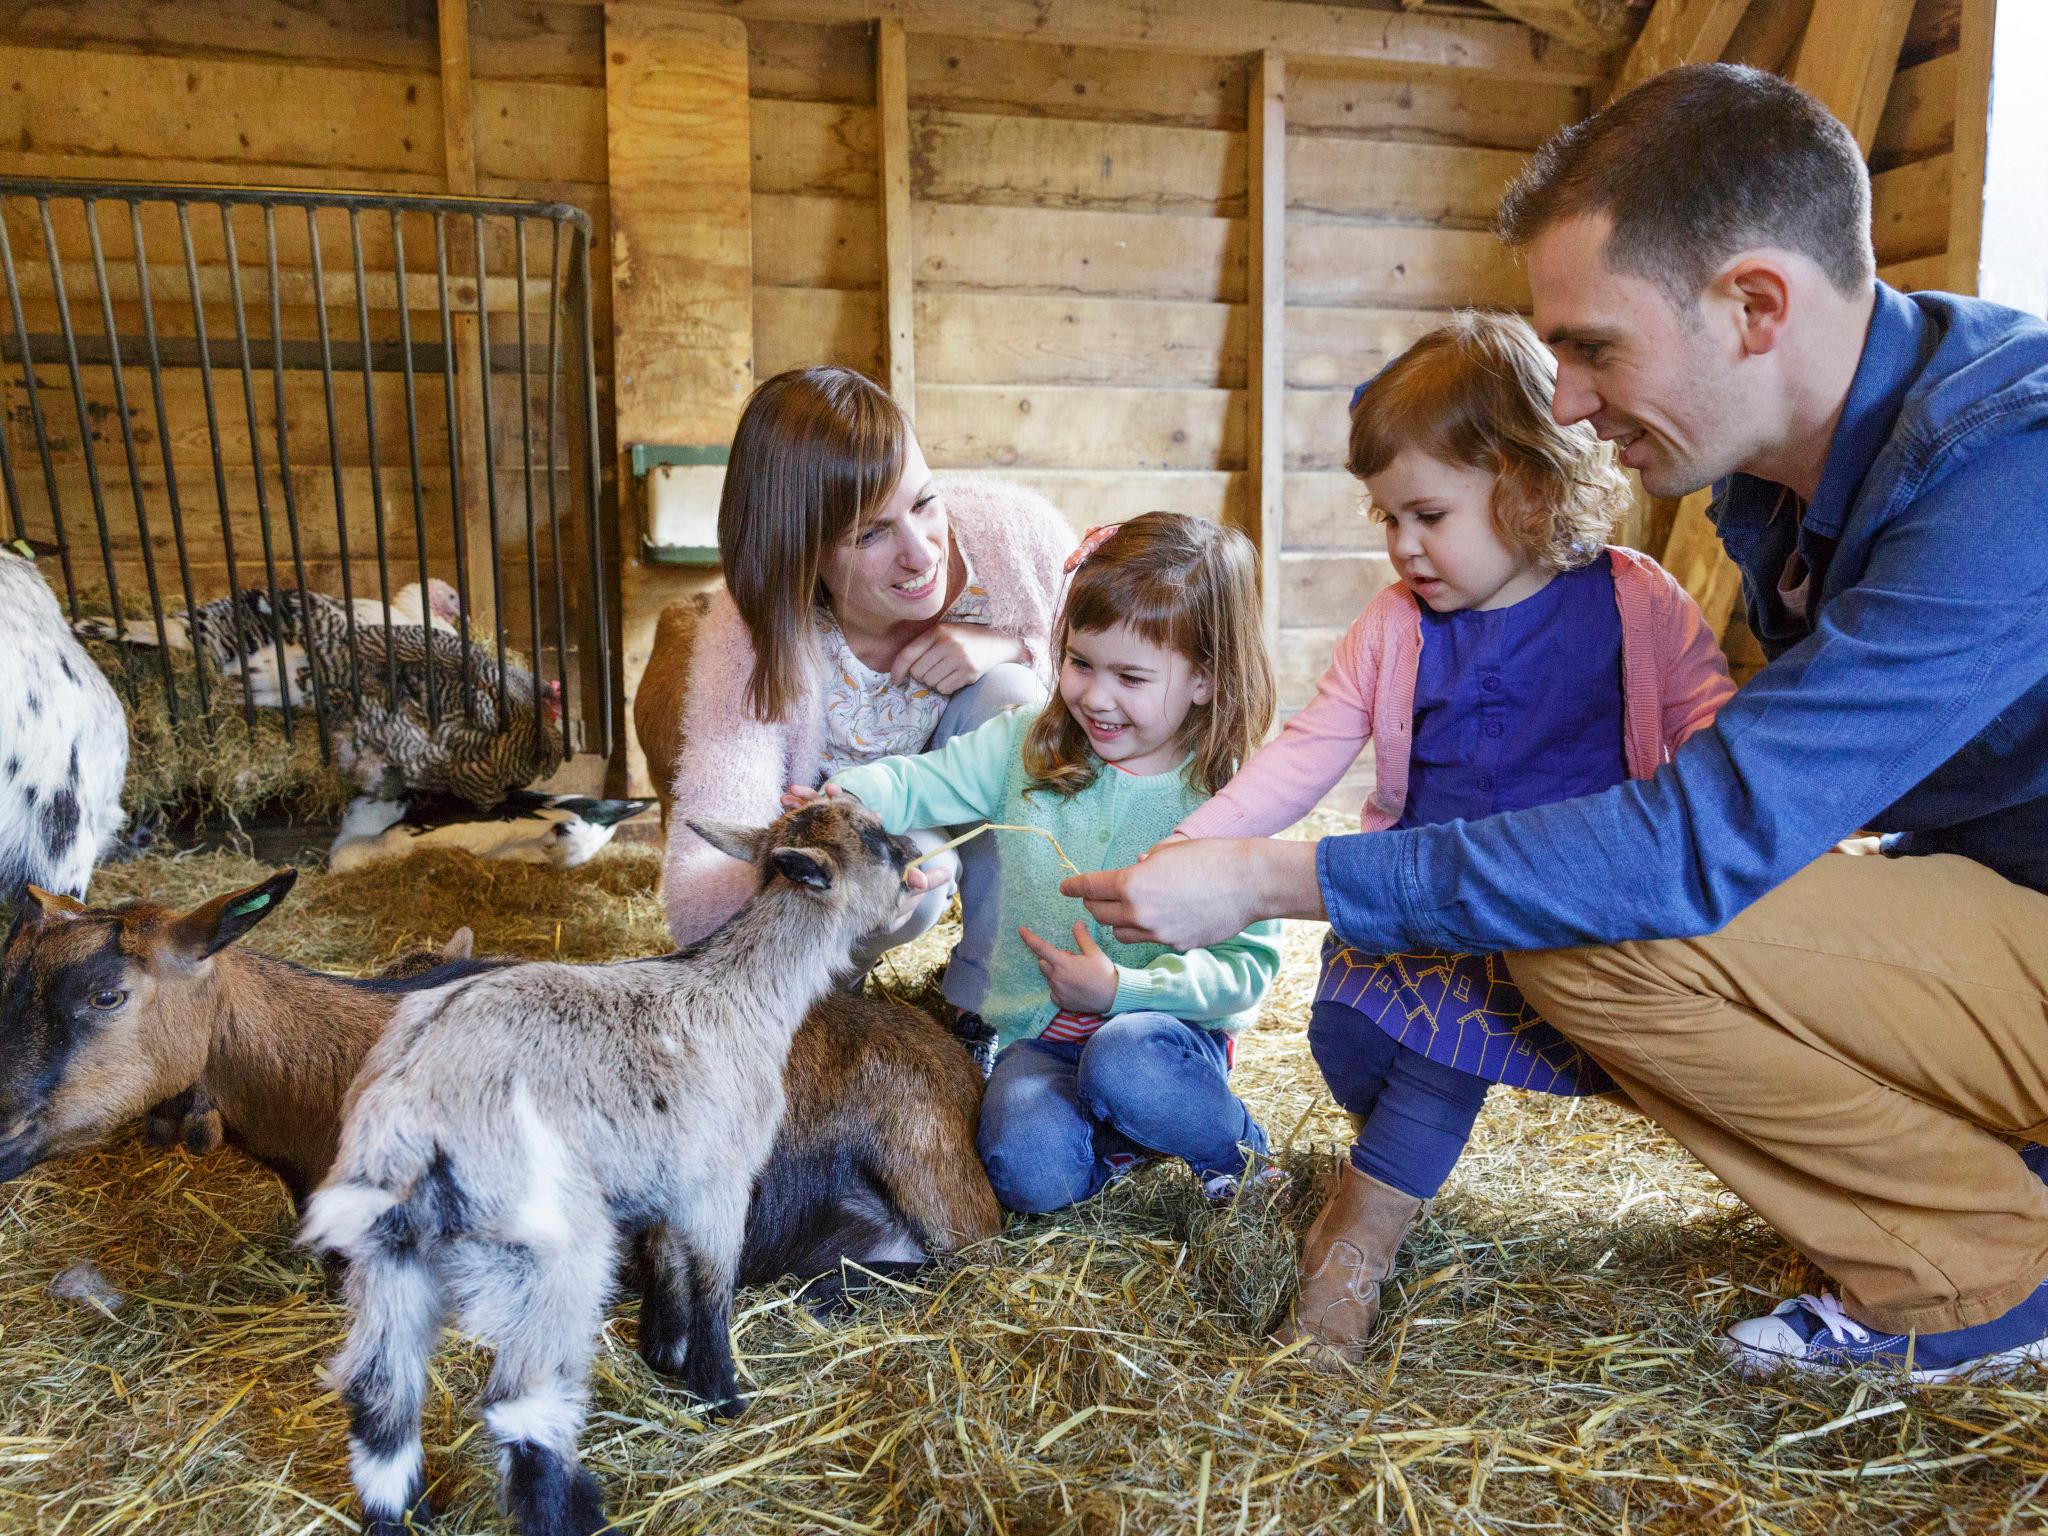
{"left": 1871, "top": 0, "right": 1967, "bottom": 292}
{"left": 0, "top": 0, "right": 612, "bottom": 722}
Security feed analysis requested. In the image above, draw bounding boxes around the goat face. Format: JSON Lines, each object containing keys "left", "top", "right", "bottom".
{"left": 0, "top": 871, "right": 295, "bottom": 1181}
{"left": 687, "top": 798, "right": 917, "bottom": 938}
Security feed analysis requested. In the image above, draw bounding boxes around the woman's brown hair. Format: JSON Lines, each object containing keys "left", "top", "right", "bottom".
{"left": 1347, "top": 310, "right": 1630, "bottom": 571}
{"left": 718, "top": 367, "right": 908, "bottom": 722}
{"left": 1022, "top": 512, "right": 1274, "bottom": 799}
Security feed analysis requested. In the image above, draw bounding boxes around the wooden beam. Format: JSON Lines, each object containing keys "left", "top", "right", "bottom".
{"left": 1724, "top": 0, "right": 1813, "bottom": 72}
{"left": 877, "top": 17, "right": 915, "bottom": 411}
{"left": 1484, "top": 0, "right": 1639, "bottom": 53}
{"left": 1611, "top": 0, "right": 1753, "bottom": 100}
{"left": 438, "top": 0, "right": 493, "bottom": 640}
{"left": 1791, "top": 0, "right": 1917, "bottom": 155}
{"left": 1965, "top": 0, "right": 2048, "bottom": 315}
{"left": 437, "top": 0, "right": 478, "bottom": 194}
{"left": 555, "top": 0, "right": 1610, "bottom": 85}
{"left": 1248, "top": 51, "right": 1285, "bottom": 647}
{"left": 1944, "top": 0, "right": 1992, "bottom": 293}
{"left": 605, "top": 4, "right": 753, "bottom": 793}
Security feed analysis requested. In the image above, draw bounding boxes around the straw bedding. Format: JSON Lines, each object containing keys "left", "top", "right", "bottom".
{"left": 2, "top": 828, "right": 2045, "bottom": 1534}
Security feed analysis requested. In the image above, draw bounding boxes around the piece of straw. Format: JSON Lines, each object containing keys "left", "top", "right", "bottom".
{"left": 908, "top": 821, "right": 1083, "bottom": 879}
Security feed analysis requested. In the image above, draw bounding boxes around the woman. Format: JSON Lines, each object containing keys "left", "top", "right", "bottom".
{"left": 662, "top": 366, "right": 1075, "bottom": 1017}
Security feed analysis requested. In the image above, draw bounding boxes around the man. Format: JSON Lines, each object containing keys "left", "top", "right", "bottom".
{"left": 1066, "top": 64, "right": 2048, "bottom": 1380}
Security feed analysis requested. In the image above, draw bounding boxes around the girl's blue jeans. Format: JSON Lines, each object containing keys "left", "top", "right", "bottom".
{"left": 977, "top": 1012, "right": 1268, "bottom": 1214}
{"left": 1309, "top": 998, "right": 1491, "bottom": 1200}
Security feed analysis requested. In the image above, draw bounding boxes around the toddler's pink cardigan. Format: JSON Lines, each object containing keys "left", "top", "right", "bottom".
{"left": 662, "top": 475, "right": 1076, "bottom": 944}
{"left": 1178, "top": 546, "right": 1737, "bottom": 839}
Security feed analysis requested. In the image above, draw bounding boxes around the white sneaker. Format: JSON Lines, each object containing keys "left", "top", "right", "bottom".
{"left": 1722, "top": 1287, "right": 2048, "bottom": 1383}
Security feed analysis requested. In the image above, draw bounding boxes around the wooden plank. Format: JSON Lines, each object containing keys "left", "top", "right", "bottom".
{"left": 605, "top": 5, "right": 755, "bottom": 793}
{"left": 914, "top": 384, "right": 1242, "bottom": 472}
{"left": 915, "top": 202, "right": 1243, "bottom": 303}
{"left": 1283, "top": 472, "right": 1378, "bottom": 551}
{"left": 550, "top": 1, "right": 1613, "bottom": 85}
{"left": 915, "top": 111, "right": 1243, "bottom": 216}
{"left": 987, "top": 469, "right": 1245, "bottom": 529}
{"left": 439, "top": 0, "right": 479, "bottom": 193}
{"left": 750, "top": 98, "right": 879, "bottom": 197}
{"left": 1943, "top": 0, "right": 1990, "bottom": 293}
{"left": 1287, "top": 136, "right": 1526, "bottom": 227}
{"left": 1279, "top": 548, "right": 1396, "bottom": 629}
{"left": 1288, "top": 60, "right": 1586, "bottom": 150}
{"left": 1249, "top": 51, "right": 1286, "bottom": 639}
{"left": 1287, "top": 223, "right": 1528, "bottom": 309}
{"left": 1791, "top": 0, "right": 1917, "bottom": 154}
{"left": 1878, "top": 251, "right": 1947, "bottom": 290}
{"left": 0, "top": 44, "right": 441, "bottom": 177}
{"left": 1284, "top": 388, "right": 1351, "bottom": 472}
{"left": 473, "top": 79, "right": 610, "bottom": 184}
{"left": 1485, "top": 0, "right": 1640, "bottom": 51}
{"left": 753, "top": 194, "right": 884, "bottom": 290}
{"left": 1872, "top": 52, "right": 1956, "bottom": 169}
{"left": 910, "top": 34, "right": 1249, "bottom": 129}
{"left": 1902, "top": 0, "right": 1962, "bottom": 64}
{"left": 1725, "top": 0, "right": 1815, "bottom": 72}
{"left": 753, "top": 286, "right": 885, "bottom": 379}
{"left": 3, "top": 256, "right": 542, "bottom": 319}
{"left": 1660, "top": 486, "right": 1741, "bottom": 636}
{"left": 1870, "top": 152, "right": 1952, "bottom": 263}
{"left": 878, "top": 20, "right": 916, "bottom": 411}
{"left": 914, "top": 293, "right": 1241, "bottom": 388}
{"left": 1285, "top": 304, "right": 1447, "bottom": 389}
{"left": 471, "top": 2, "right": 608, "bottom": 85}
{"left": 440, "top": 0, "right": 492, "bottom": 637}
{"left": 0, "top": 0, "right": 438, "bottom": 73}
{"left": 748, "top": 19, "right": 875, "bottom": 104}
{"left": 1610, "top": 0, "right": 1753, "bottom": 100}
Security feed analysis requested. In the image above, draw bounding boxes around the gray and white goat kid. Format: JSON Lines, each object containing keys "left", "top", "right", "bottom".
{"left": 0, "top": 542, "right": 126, "bottom": 899}
{"left": 300, "top": 798, "right": 921, "bottom": 1536}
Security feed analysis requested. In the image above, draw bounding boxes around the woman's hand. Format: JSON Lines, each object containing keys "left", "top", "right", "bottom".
{"left": 1017, "top": 921, "right": 1118, "bottom": 1014}
{"left": 891, "top": 624, "right": 1029, "bottom": 694}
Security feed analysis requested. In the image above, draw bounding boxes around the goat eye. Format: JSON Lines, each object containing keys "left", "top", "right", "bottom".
{"left": 87, "top": 990, "right": 127, "bottom": 1011}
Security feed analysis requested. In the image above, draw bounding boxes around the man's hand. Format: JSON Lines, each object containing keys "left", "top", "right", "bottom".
{"left": 1062, "top": 836, "right": 1326, "bottom": 948}
{"left": 891, "top": 624, "right": 1028, "bottom": 694}
{"left": 1018, "top": 921, "right": 1118, "bottom": 1013}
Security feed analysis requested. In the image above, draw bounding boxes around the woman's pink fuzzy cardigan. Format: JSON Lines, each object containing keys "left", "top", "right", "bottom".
{"left": 662, "top": 475, "right": 1077, "bottom": 944}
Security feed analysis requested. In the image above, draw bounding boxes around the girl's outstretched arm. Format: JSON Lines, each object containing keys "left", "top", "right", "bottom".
{"left": 826, "top": 708, "right": 1022, "bottom": 835}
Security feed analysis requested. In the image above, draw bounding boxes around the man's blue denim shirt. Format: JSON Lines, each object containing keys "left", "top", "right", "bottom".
{"left": 1318, "top": 283, "right": 2048, "bottom": 953}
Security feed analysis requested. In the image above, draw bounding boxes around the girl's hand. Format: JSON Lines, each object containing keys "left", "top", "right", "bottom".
{"left": 779, "top": 783, "right": 844, "bottom": 812}
{"left": 891, "top": 624, "right": 1029, "bottom": 694}
{"left": 1018, "top": 921, "right": 1118, "bottom": 1014}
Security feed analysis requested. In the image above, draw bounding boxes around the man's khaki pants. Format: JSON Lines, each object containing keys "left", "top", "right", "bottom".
{"left": 1507, "top": 850, "right": 2048, "bottom": 1334}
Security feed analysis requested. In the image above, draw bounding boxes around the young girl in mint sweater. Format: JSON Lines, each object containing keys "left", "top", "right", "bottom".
{"left": 804, "top": 513, "right": 1282, "bottom": 1213}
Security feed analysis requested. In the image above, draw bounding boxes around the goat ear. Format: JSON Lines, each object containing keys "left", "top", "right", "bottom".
{"left": 441, "top": 926, "right": 475, "bottom": 962}
{"left": 686, "top": 817, "right": 765, "bottom": 866}
{"left": 770, "top": 846, "right": 836, "bottom": 892}
{"left": 169, "top": 868, "right": 299, "bottom": 963}
{"left": 22, "top": 886, "right": 88, "bottom": 923}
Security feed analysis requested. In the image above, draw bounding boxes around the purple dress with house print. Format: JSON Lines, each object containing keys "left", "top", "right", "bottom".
{"left": 1314, "top": 554, "right": 1627, "bottom": 1096}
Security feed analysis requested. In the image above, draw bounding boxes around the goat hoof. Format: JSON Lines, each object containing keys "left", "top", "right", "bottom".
{"left": 638, "top": 1339, "right": 689, "bottom": 1379}
{"left": 364, "top": 1504, "right": 433, "bottom": 1535}
{"left": 693, "top": 1387, "right": 748, "bottom": 1421}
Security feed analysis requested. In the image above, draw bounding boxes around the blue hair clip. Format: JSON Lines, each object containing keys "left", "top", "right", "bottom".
{"left": 1349, "top": 357, "right": 1398, "bottom": 413}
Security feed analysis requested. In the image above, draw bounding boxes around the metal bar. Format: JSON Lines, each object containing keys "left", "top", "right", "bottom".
{"left": 388, "top": 209, "right": 434, "bottom": 729}
{"left": 219, "top": 201, "right": 297, "bottom": 744}
{"left": 349, "top": 209, "right": 398, "bottom": 713}
{"left": 434, "top": 214, "right": 476, "bottom": 720}
{"left": 514, "top": 216, "right": 545, "bottom": 776}
{"left": 3, "top": 333, "right": 450, "bottom": 373}
{"left": 0, "top": 175, "right": 593, "bottom": 229}
{"left": 573, "top": 222, "right": 611, "bottom": 757}
{"left": 263, "top": 203, "right": 334, "bottom": 760}
{"left": 130, "top": 200, "right": 210, "bottom": 725}
{"left": 471, "top": 212, "right": 508, "bottom": 725}
{"left": 180, "top": 202, "right": 259, "bottom": 730}
{"left": 541, "top": 218, "right": 571, "bottom": 759}
{"left": 0, "top": 212, "right": 74, "bottom": 609}
{"left": 40, "top": 197, "right": 136, "bottom": 708}
{"left": 307, "top": 206, "right": 364, "bottom": 712}
{"left": 85, "top": 198, "right": 180, "bottom": 716}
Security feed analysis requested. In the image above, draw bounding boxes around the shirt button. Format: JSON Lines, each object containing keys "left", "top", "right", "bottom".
{"left": 1478, "top": 775, "right": 1495, "bottom": 792}
{"left": 1481, "top": 675, "right": 1503, "bottom": 694}
{"left": 1483, "top": 721, "right": 1504, "bottom": 739}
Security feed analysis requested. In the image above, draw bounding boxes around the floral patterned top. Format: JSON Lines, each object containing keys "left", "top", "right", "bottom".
{"left": 815, "top": 550, "right": 994, "bottom": 778}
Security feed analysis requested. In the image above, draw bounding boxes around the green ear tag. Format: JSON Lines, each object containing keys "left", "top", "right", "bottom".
{"left": 5, "top": 539, "right": 34, "bottom": 561}
{"left": 227, "top": 892, "right": 272, "bottom": 918}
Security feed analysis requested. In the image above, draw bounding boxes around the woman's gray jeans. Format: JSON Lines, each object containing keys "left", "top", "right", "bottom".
{"left": 844, "top": 660, "right": 1046, "bottom": 1010}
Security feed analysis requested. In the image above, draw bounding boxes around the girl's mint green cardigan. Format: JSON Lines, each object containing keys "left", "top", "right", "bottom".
{"left": 829, "top": 710, "right": 1282, "bottom": 1050}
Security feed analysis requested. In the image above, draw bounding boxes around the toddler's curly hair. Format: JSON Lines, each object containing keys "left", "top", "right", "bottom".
{"left": 1347, "top": 310, "right": 1631, "bottom": 571}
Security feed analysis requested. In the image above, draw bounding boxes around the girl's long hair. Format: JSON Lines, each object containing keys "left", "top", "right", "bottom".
{"left": 1022, "top": 512, "right": 1274, "bottom": 798}
{"left": 719, "top": 367, "right": 908, "bottom": 723}
{"left": 1347, "top": 310, "right": 1630, "bottom": 570}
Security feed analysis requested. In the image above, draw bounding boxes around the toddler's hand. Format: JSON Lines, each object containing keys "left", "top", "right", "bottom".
{"left": 779, "top": 783, "right": 843, "bottom": 812}
{"left": 1018, "top": 921, "right": 1117, "bottom": 1014}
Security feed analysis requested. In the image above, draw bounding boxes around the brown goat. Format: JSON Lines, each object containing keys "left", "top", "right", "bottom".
{"left": 0, "top": 878, "right": 1000, "bottom": 1285}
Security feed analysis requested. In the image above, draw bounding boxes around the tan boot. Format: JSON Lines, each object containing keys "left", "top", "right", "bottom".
{"left": 1275, "top": 1161, "right": 1423, "bottom": 1369}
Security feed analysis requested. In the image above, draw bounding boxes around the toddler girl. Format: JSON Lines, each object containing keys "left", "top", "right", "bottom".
{"left": 1172, "top": 311, "right": 1736, "bottom": 1364}
{"left": 811, "top": 512, "right": 1283, "bottom": 1213}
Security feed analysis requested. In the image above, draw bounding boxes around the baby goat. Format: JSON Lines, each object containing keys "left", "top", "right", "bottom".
{"left": 302, "top": 800, "right": 919, "bottom": 1536}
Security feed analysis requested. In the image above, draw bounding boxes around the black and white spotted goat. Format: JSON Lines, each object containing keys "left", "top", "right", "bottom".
{"left": 300, "top": 797, "right": 922, "bottom": 1536}
{"left": 0, "top": 542, "right": 126, "bottom": 899}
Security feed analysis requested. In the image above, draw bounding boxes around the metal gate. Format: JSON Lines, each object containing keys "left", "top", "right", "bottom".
{"left": 0, "top": 175, "right": 613, "bottom": 784}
